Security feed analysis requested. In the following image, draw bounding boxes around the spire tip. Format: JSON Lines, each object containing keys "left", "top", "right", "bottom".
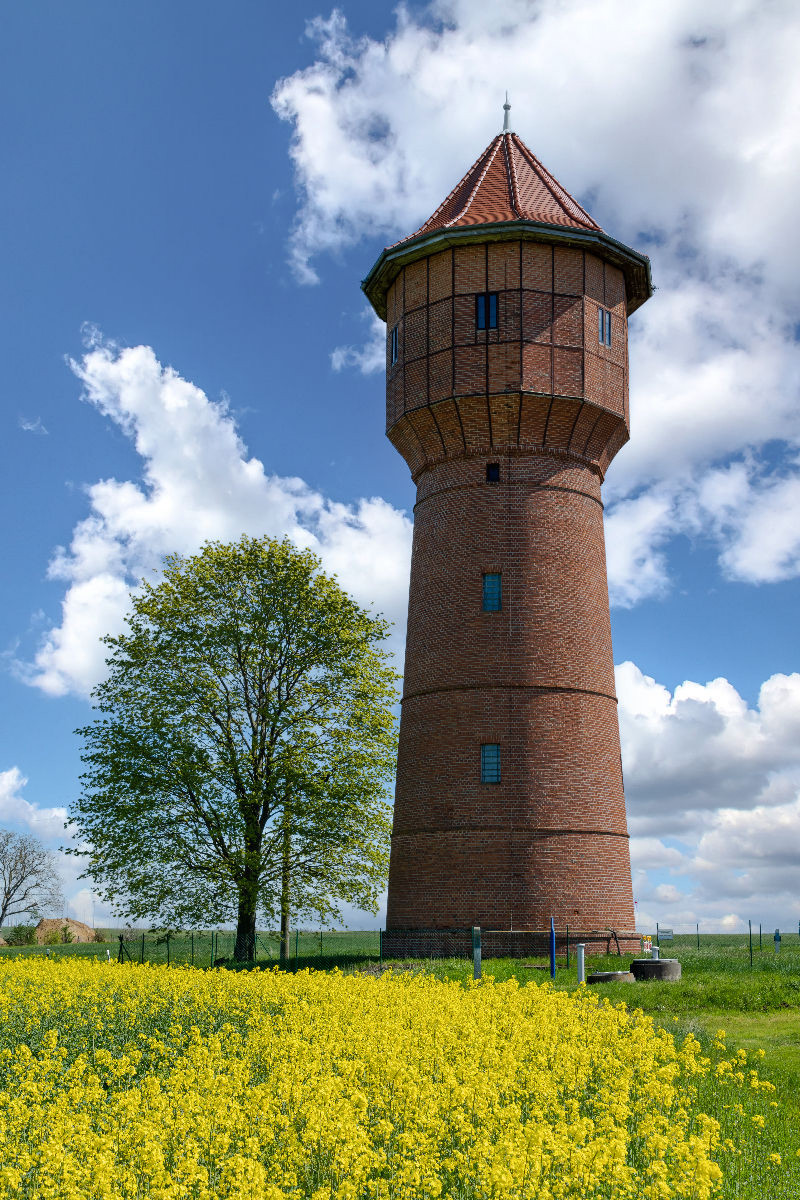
{"left": 502, "top": 92, "right": 511, "bottom": 133}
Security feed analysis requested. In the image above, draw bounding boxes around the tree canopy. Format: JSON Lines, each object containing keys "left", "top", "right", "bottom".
{"left": 0, "top": 829, "right": 64, "bottom": 929}
{"left": 71, "top": 535, "right": 399, "bottom": 961}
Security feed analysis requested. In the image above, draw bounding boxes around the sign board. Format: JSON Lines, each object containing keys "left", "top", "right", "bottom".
{"left": 659, "top": 928, "right": 674, "bottom": 942}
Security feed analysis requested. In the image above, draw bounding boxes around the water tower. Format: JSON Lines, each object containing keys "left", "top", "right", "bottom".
{"left": 362, "top": 107, "right": 652, "bottom": 956}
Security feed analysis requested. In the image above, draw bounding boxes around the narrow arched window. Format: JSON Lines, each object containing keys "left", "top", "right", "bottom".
{"left": 482, "top": 573, "right": 502, "bottom": 612}
{"left": 481, "top": 744, "right": 501, "bottom": 784}
{"left": 476, "top": 293, "right": 498, "bottom": 330}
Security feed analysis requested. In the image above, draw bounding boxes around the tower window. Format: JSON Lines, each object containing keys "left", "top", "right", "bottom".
{"left": 598, "top": 307, "right": 612, "bottom": 347}
{"left": 481, "top": 743, "right": 501, "bottom": 784}
{"left": 482, "top": 573, "right": 502, "bottom": 612}
{"left": 390, "top": 325, "right": 399, "bottom": 364}
{"left": 476, "top": 292, "right": 498, "bottom": 330}
{"left": 486, "top": 462, "right": 500, "bottom": 482}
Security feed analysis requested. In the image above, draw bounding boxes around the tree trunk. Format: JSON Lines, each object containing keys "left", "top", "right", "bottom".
{"left": 234, "top": 888, "right": 257, "bottom": 963}
{"left": 279, "top": 816, "right": 291, "bottom": 962}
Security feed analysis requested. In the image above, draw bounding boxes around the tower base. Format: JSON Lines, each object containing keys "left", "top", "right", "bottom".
{"left": 382, "top": 927, "right": 641, "bottom": 960}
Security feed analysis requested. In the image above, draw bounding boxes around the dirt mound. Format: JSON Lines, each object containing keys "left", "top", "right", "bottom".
{"left": 35, "top": 918, "right": 96, "bottom": 944}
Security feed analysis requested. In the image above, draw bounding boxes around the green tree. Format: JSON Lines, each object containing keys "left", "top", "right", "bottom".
{"left": 70, "top": 535, "right": 399, "bottom": 962}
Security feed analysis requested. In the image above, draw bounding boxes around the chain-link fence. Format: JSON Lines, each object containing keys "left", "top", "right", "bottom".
{"left": 0, "top": 927, "right": 381, "bottom": 969}
{"left": 3, "top": 923, "right": 797, "bottom": 969}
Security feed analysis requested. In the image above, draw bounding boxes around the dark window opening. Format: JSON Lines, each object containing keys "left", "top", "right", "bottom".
{"left": 476, "top": 292, "right": 498, "bottom": 330}
{"left": 390, "top": 325, "right": 398, "bottom": 365}
{"left": 486, "top": 462, "right": 500, "bottom": 482}
{"left": 481, "top": 743, "right": 501, "bottom": 784}
{"left": 482, "top": 573, "right": 502, "bottom": 612}
{"left": 598, "top": 307, "right": 612, "bottom": 347}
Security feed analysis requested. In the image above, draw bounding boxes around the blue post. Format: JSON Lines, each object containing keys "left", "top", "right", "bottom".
{"left": 549, "top": 917, "right": 556, "bottom": 980}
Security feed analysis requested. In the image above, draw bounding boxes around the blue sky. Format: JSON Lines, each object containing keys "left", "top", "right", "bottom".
{"left": 2, "top": 0, "right": 799, "bottom": 932}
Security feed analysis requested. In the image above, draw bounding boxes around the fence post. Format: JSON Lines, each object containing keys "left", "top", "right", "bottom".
{"left": 471, "top": 926, "right": 481, "bottom": 980}
{"left": 696, "top": 923, "right": 700, "bottom": 951}
{"left": 759, "top": 923, "right": 762, "bottom": 951}
{"left": 379, "top": 929, "right": 383, "bottom": 969}
{"left": 576, "top": 943, "right": 586, "bottom": 984}
{"left": 141, "top": 932, "right": 145, "bottom": 964}
{"left": 749, "top": 920, "right": 753, "bottom": 968}
{"left": 294, "top": 929, "right": 299, "bottom": 971}
{"left": 656, "top": 922, "right": 660, "bottom": 947}
{"left": 319, "top": 930, "right": 323, "bottom": 956}
{"left": 549, "top": 917, "right": 556, "bottom": 981}
{"left": 566, "top": 924, "right": 570, "bottom": 968}
{"left": 210, "top": 931, "right": 215, "bottom": 969}
{"left": 166, "top": 932, "right": 170, "bottom": 967}
{"left": 191, "top": 932, "right": 194, "bottom": 966}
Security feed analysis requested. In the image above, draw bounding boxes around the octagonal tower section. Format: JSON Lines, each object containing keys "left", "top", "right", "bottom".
{"left": 363, "top": 129, "right": 653, "bottom": 958}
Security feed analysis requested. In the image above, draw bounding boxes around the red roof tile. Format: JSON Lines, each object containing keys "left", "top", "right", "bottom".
{"left": 393, "top": 132, "right": 601, "bottom": 247}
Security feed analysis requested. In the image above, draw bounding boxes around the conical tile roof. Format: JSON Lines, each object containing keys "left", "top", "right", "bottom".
{"left": 362, "top": 129, "right": 653, "bottom": 318}
{"left": 394, "top": 131, "right": 601, "bottom": 246}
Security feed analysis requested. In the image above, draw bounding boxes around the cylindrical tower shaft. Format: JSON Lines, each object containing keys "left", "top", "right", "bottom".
{"left": 389, "top": 452, "right": 633, "bottom": 931}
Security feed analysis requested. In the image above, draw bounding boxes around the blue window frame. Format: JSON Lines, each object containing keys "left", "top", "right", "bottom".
{"left": 476, "top": 292, "right": 498, "bottom": 330}
{"left": 598, "top": 307, "right": 612, "bottom": 347}
{"left": 482, "top": 573, "right": 502, "bottom": 612}
{"left": 481, "top": 743, "right": 501, "bottom": 784}
{"left": 390, "top": 325, "right": 399, "bottom": 364}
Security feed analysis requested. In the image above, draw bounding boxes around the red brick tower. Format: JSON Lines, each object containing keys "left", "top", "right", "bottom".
{"left": 362, "top": 115, "right": 652, "bottom": 956}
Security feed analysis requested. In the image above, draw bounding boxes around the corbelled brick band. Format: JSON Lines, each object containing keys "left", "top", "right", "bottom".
{"left": 363, "top": 131, "right": 652, "bottom": 957}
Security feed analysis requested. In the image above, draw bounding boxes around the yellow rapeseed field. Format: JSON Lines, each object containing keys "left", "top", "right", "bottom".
{"left": 0, "top": 959, "right": 779, "bottom": 1198}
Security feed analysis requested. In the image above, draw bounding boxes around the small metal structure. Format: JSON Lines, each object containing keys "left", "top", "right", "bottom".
{"left": 472, "top": 925, "right": 482, "bottom": 980}
{"left": 576, "top": 943, "right": 586, "bottom": 984}
{"left": 502, "top": 93, "right": 511, "bottom": 132}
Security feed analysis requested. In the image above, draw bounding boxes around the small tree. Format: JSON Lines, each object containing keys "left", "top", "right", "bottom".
{"left": 0, "top": 829, "right": 64, "bottom": 929}
{"left": 70, "top": 535, "right": 399, "bottom": 962}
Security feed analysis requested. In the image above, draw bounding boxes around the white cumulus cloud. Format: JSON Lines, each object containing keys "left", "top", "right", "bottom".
{"left": 23, "top": 340, "right": 412, "bottom": 699}
{"left": 0, "top": 767, "right": 68, "bottom": 841}
{"left": 619, "top": 664, "right": 800, "bottom": 930}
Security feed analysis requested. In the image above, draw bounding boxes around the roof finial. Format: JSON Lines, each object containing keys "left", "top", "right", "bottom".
{"left": 502, "top": 92, "right": 511, "bottom": 133}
